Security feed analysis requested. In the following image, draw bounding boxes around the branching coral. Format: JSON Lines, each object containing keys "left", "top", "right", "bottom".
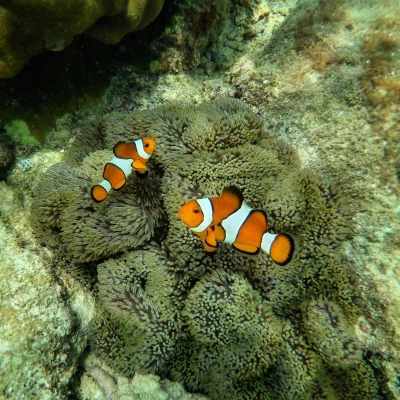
{"left": 33, "top": 99, "right": 381, "bottom": 399}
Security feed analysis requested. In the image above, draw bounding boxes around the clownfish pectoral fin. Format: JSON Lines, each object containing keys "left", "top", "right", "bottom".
{"left": 91, "top": 184, "right": 108, "bottom": 203}
{"left": 205, "top": 226, "right": 218, "bottom": 248}
{"left": 213, "top": 224, "right": 226, "bottom": 242}
{"left": 261, "top": 232, "right": 295, "bottom": 266}
{"left": 232, "top": 242, "right": 260, "bottom": 255}
{"left": 132, "top": 160, "right": 146, "bottom": 170}
{"left": 135, "top": 170, "right": 149, "bottom": 179}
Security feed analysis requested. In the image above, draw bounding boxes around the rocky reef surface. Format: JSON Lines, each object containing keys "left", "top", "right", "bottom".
{"left": 0, "top": 0, "right": 399, "bottom": 398}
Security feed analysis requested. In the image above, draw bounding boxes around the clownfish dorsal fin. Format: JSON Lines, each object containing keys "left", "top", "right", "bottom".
{"left": 113, "top": 142, "right": 136, "bottom": 159}
{"left": 221, "top": 186, "right": 244, "bottom": 208}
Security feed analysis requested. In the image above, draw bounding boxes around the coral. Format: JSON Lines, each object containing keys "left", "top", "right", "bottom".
{"left": 225, "top": 1, "right": 400, "bottom": 397}
{"left": 17, "top": 158, "right": 34, "bottom": 172}
{"left": 33, "top": 99, "right": 379, "bottom": 399}
{"left": 0, "top": 0, "right": 164, "bottom": 78}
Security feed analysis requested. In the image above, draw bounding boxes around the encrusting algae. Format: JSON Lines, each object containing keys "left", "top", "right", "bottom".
{"left": 32, "top": 98, "right": 380, "bottom": 399}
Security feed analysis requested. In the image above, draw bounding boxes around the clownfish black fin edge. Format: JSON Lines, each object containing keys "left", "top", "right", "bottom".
{"left": 232, "top": 243, "right": 260, "bottom": 255}
{"left": 222, "top": 186, "right": 244, "bottom": 205}
{"left": 205, "top": 249, "right": 217, "bottom": 257}
{"left": 113, "top": 183, "right": 126, "bottom": 191}
{"left": 205, "top": 238, "right": 218, "bottom": 248}
{"left": 90, "top": 186, "right": 105, "bottom": 203}
{"left": 135, "top": 170, "right": 149, "bottom": 179}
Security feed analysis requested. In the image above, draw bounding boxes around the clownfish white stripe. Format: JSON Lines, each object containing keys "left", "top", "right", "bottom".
{"left": 98, "top": 179, "right": 112, "bottom": 193}
{"left": 221, "top": 203, "right": 252, "bottom": 244}
{"left": 191, "top": 198, "right": 213, "bottom": 233}
{"left": 261, "top": 232, "right": 278, "bottom": 255}
{"left": 135, "top": 139, "right": 150, "bottom": 159}
{"left": 110, "top": 156, "right": 133, "bottom": 177}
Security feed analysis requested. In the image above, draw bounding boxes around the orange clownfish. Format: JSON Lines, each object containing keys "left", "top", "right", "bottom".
{"left": 91, "top": 138, "right": 155, "bottom": 203}
{"left": 178, "top": 186, "right": 295, "bottom": 266}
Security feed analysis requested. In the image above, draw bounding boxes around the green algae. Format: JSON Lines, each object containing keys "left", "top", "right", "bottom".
{"left": 4, "top": 120, "right": 39, "bottom": 146}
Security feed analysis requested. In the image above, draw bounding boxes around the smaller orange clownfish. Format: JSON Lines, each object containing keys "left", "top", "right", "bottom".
{"left": 178, "top": 186, "right": 295, "bottom": 266}
{"left": 91, "top": 138, "right": 155, "bottom": 203}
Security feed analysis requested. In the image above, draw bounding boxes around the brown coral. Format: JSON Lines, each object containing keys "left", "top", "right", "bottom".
{"left": 0, "top": 0, "right": 164, "bottom": 78}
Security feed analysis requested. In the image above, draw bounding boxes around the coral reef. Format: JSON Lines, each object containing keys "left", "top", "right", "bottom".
{"left": 32, "top": 98, "right": 378, "bottom": 399}
{"left": 1, "top": 0, "right": 399, "bottom": 398}
{"left": 226, "top": 0, "right": 400, "bottom": 395}
{"left": 0, "top": 0, "right": 164, "bottom": 78}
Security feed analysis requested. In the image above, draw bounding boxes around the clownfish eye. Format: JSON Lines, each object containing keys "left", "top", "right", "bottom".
{"left": 145, "top": 143, "right": 150, "bottom": 148}
{"left": 193, "top": 209, "right": 200, "bottom": 214}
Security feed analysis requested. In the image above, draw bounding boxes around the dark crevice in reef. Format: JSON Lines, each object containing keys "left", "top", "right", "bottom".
{"left": 0, "top": 2, "right": 168, "bottom": 143}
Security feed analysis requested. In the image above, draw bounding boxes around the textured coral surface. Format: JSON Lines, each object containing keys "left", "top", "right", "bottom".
{"left": 0, "top": 0, "right": 164, "bottom": 78}
{"left": 32, "top": 99, "right": 378, "bottom": 399}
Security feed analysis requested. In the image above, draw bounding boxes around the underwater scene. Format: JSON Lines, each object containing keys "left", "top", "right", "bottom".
{"left": 0, "top": 0, "right": 399, "bottom": 399}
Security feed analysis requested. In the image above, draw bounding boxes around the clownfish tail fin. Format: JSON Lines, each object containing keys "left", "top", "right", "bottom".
{"left": 91, "top": 184, "right": 108, "bottom": 203}
{"left": 261, "top": 232, "right": 295, "bottom": 266}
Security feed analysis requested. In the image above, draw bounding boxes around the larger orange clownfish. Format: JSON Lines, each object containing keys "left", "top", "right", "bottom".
{"left": 91, "top": 138, "right": 155, "bottom": 203}
{"left": 178, "top": 186, "right": 295, "bottom": 266}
